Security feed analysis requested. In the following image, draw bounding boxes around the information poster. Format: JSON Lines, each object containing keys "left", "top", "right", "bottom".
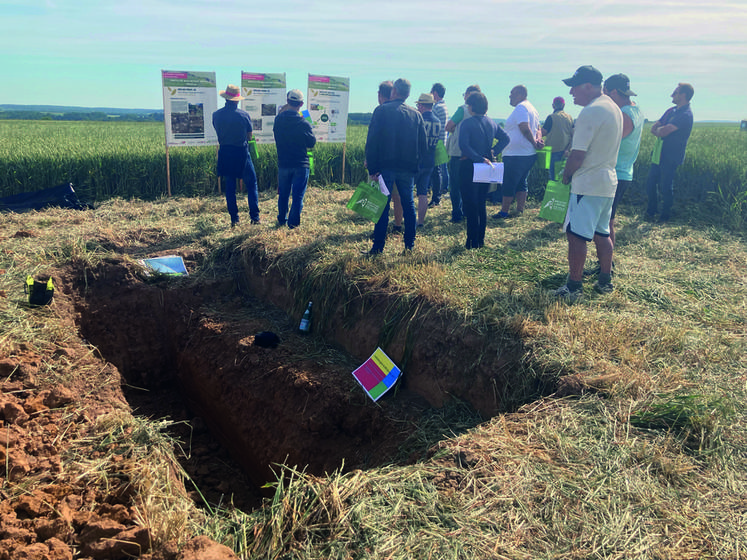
{"left": 161, "top": 70, "right": 218, "bottom": 146}
{"left": 307, "top": 74, "right": 349, "bottom": 143}
{"left": 352, "top": 348, "right": 402, "bottom": 402}
{"left": 240, "top": 72, "right": 286, "bottom": 144}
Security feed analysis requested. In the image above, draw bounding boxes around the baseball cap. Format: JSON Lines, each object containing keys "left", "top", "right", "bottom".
{"left": 603, "top": 74, "right": 637, "bottom": 96}
{"left": 287, "top": 89, "right": 304, "bottom": 103}
{"left": 562, "top": 66, "right": 603, "bottom": 87}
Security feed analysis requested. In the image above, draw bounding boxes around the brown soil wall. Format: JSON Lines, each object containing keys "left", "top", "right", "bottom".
{"left": 72, "top": 252, "right": 549, "bottom": 488}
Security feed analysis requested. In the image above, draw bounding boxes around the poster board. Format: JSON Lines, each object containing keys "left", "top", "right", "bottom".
{"left": 240, "top": 72, "right": 287, "bottom": 144}
{"left": 307, "top": 74, "right": 349, "bottom": 143}
{"left": 161, "top": 70, "right": 218, "bottom": 147}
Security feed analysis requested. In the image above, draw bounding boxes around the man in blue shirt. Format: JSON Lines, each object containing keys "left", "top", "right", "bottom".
{"left": 212, "top": 84, "right": 260, "bottom": 227}
{"left": 646, "top": 83, "right": 694, "bottom": 222}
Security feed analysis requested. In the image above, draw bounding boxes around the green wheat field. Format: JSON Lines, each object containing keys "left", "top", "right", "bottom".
{"left": 1, "top": 120, "right": 745, "bottom": 230}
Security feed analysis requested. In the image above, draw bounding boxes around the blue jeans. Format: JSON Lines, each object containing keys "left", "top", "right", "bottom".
{"left": 448, "top": 156, "right": 464, "bottom": 221}
{"left": 371, "top": 170, "right": 416, "bottom": 252}
{"left": 429, "top": 163, "right": 449, "bottom": 204}
{"left": 646, "top": 160, "right": 678, "bottom": 218}
{"left": 222, "top": 155, "right": 259, "bottom": 223}
{"left": 277, "top": 167, "right": 310, "bottom": 228}
{"left": 548, "top": 151, "right": 564, "bottom": 181}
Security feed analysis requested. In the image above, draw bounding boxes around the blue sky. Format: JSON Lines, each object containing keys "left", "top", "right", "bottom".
{"left": 2, "top": 0, "right": 746, "bottom": 121}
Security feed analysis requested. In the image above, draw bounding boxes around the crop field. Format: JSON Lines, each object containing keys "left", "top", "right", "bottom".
{"left": 0, "top": 119, "right": 745, "bottom": 229}
{"left": 1, "top": 116, "right": 746, "bottom": 559}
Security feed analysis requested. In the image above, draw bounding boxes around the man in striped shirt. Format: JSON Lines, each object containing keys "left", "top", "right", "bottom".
{"left": 429, "top": 83, "right": 449, "bottom": 207}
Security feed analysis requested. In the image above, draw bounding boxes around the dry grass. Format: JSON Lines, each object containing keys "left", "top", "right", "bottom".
{"left": 2, "top": 184, "right": 746, "bottom": 559}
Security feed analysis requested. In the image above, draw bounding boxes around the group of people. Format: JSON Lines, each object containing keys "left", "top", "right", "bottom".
{"left": 212, "top": 84, "right": 316, "bottom": 229}
{"left": 211, "top": 67, "right": 694, "bottom": 301}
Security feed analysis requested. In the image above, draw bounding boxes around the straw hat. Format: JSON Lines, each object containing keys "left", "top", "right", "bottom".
{"left": 220, "top": 84, "right": 244, "bottom": 101}
{"left": 417, "top": 93, "right": 435, "bottom": 105}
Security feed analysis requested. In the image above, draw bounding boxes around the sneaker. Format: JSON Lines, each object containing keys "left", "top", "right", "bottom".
{"left": 417, "top": 223, "right": 424, "bottom": 228}
{"left": 593, "top": 280, "right": 614, "bottom": 294}
{"left": 493, "top": 211, "right": 510, "bottom": 219}
{"left": 362, "top": 248, "right": 383, "bottom": 257}
{"left": 391, "top": 225, "right": 403, "bottom": 234}
{"left": 551, "top": 284, "right": 583, "bottom": 303}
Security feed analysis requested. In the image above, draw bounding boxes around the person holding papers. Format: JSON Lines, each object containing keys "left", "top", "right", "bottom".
{"left": 458, "top": 92, "right": 510, "bottom": 249}
{"left": 365, "top": 78, "right": 427, "bottom": 255}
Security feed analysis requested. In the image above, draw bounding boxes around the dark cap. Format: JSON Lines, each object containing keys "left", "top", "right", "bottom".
{"left": 603, "top": 73, "right": 637, "bottom": 96}
{"left": 562, "top": 65, "right": 603, "bottom": 87}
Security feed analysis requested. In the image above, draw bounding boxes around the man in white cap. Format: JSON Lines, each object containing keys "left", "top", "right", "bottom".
{"left": 552, "top": 66, "right": 622, "bottom": 302}
{"left": 273, "top": 89, "right": 317, "bottom": 228}
{"left": 212, "top": 84, "right": 260, "bottom": 227}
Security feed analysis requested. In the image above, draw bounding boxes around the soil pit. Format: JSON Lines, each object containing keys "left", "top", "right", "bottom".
{"left": 70, "top": 260, "right": 455, "bottom": 511}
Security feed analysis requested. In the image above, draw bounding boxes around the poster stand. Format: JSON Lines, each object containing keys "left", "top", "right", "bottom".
{"left": 161, "top": 70, "right": 219, "bottom": 197}
{"left": 164, "top": 144, "right": 172, "bottom": 197}
{"left": 342, "top": 143, "right": 347, "bottom": 184}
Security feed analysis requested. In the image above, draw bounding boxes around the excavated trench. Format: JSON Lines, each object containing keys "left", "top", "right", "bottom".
{"left": 69, "top": 254, "right": 552, "bottom": 510}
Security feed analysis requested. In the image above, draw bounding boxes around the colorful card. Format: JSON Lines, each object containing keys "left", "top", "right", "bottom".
{"left": 352, "top": 348, "right": 401, "bottom": 402}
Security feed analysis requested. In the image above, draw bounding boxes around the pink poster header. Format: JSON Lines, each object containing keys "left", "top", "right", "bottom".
{"left": 242, "top": 73, "right": 265, "bottom": 81}
{"left": 309, "top": 75, "right": 330, "bottom": 83}
{"left": 162, "top": 71, "right": 188, "bottom": 79}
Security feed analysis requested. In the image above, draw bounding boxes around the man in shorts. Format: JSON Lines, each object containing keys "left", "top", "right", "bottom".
{"left": 552, "top": 66, "right": 622, "bottom": 302}
{"left": 492, "top": 85, "right": 542, "bottom": 216}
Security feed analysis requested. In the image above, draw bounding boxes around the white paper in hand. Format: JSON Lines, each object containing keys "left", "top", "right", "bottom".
{"left": 472, "top": 162, "right": 504, "bottom": 183}
{"left": 377, "top": 175, "right": 390, "bottom": 196}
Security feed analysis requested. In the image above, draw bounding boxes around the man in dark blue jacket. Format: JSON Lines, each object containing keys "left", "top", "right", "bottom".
{"left": 365, "top": 78, "right": 427, "bottom": 254}
{"left": 212, "top": 84, "right": 260, "bottom": 227}
{"left": 273, "top": 89, "right": 317, "bottom": 228}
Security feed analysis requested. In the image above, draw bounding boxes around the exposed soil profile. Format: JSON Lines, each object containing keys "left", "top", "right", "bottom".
{"left": 2, "top": 244, "right": 552, "bottom": 559}
{"left": 70, "top": 260, "right": 435, "bottom": 496}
